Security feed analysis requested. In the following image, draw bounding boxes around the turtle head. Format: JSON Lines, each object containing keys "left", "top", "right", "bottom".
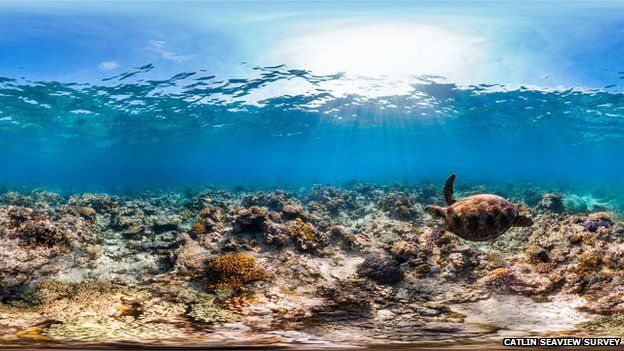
{"left": 425, "top": 205, "right": 446, "bottom": 218}
{"left": 513, "top": 205, "right": 533, "bottom": 227}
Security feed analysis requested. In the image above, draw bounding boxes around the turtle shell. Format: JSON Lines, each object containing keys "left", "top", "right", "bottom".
{"left": 444, "top": 194, "right": 518, "bottom": 241}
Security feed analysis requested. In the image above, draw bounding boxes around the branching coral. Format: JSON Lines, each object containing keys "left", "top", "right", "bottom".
{"left": 205, "top": 253, "right": 267, "bottom": 291}
{"left": 43, "top": 315, "right": 186, "bottom": 342}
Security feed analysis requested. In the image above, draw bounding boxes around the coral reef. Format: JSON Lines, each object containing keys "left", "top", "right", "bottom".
{"left": 0, "top": 183, "right": 622, "bottom": 347}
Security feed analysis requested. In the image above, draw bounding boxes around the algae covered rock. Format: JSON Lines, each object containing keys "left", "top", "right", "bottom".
{"left": 173, "top": 234, "right": 210, "bottom": 276}
{"left": 578, "top": 314, "right": 624, "bottom": 335}
{"left": 377, "top": 192, "right": 421, "bottom": 221}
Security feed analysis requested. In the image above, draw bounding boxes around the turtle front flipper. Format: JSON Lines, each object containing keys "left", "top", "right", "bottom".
{"left": 425, "top": 205, "right": 446, "bottom": 218}
{"left": 444, "top": 173, "right": 457, "bottom": 205}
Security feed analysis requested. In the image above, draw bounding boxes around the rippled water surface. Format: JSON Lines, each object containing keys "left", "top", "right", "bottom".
{"left": 1, "top": 67, "right": 623, "bottom": 190}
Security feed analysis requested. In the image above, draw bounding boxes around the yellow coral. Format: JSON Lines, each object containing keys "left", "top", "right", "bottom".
{"left": 485, "top": 252, "right": 506, "bottom": 269}
{"left": 525, "top": 245, "right": 548, "bottom": 264}
{"left": 582, "top": 233, "right": 597, "bottom": 246}
{"left": 290, "top": 218, "right": 315, "bottom": 241}
{"left": 206, "top": 253, "right": 267, "bottom": 291}
{"left": 577, "top": 252, "right": 602, "bottom": 273}
{"left": 490, "top": 268, "right": 510, "bottom": 279}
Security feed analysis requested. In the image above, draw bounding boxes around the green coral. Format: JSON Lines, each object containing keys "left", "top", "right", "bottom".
{"left": 578, "top": 314, "right": 624, "bottom": 334}
{"left": 44, "top": 316, "right": 186, "bottom": 342}
{"left": 188, "top": 303, "right": 238, "bottom": 323}
{"left": 18, "top": 280, "right": 122, "bottom": 306}
{"left": 173, "top": 288, "right": 215, "bottom": 305}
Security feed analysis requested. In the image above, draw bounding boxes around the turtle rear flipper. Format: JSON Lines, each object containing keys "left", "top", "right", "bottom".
{"left": 514, "top": 213, "right": 533, "bottom": 227}
{"left": 513, "top": 204, "right": 533, "bottom": 227}
{"left": 444, "top": 173, "right": 457, "bottom": 205}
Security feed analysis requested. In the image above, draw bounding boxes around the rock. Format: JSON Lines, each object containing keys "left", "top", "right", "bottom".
{"left": 281, "top": 203, "right": 303, "bottom": 220}
{"left": 153, "top": 216, "right": 180, "bottom": 233}
{"left": 173, "top": 235, "right": 210, "bottom": 276}
{"left": 233, "top": 206, "right": 268, "bottom": 233}
{"left": 538, "top": 193, "right": 566, "bottom": 213}
{"left": 78, "top": 207, "right": 96, "bottom": 219}
{"left": 357, "top": 252, "right": 404, "bottom": 285}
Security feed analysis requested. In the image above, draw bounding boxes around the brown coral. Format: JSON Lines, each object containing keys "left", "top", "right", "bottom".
{"left": 484, "top": 252, "right": 506, "bottom": 269}
{"left": 199, "top": 206, "right": 224, "bottom": 221}
{"left": 536, "top": 262, "right": 557, "bottom": 274}
{"left": 391, "top": 241, "right": 418, "bottom": 262}
{"left": 206, "top": 253, "right": 267, "bottom": 291}
{"left": 192, "top": 220, "right": 207, "bottom": 236}
{"left": 287, "top": 218, "right": 328, "bottom": 252}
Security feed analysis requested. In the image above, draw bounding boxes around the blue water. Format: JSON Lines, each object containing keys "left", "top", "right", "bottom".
{"left": 0, "top": 1, "right": 623, "bottom": 193}
{"left": 1, "top": 68, "right": 623, "bottom": 188}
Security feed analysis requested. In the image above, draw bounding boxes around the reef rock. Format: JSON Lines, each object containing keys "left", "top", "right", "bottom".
{"left": 357, "top": 252, "right": 404, "bottom": 285}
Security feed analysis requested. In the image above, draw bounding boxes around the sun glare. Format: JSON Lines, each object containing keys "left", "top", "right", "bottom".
{"left": 272, "top": 22, "right": 487, "bottom": 79}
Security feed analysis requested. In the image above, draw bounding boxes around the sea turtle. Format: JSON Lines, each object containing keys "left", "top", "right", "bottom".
{"left": 425, "top": 174, "right": 533, "bottom": 241}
